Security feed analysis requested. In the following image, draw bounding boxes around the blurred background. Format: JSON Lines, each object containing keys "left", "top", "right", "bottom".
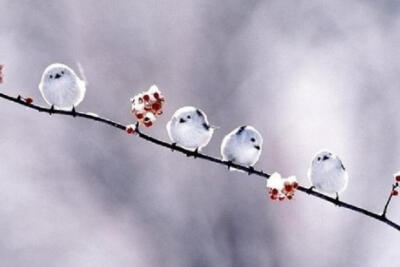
{"left": 1, "top": 0, "right": 400, "bottom": 266}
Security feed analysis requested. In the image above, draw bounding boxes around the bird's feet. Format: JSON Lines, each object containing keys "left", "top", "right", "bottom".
{"left": 247, "top": 166, "right": 255, "bottom": 175}
{"left": 334, "top": 193, "right": 341, "bottom": 207}
{"left": 226, "top": 160, "right": 233, "bottom": 170}
{"left": 307, "top": 186, "right": 315, "bottom": 194}
{"left": 171, "top": 143, "right": 177, "bottom": 152}
{"left": 193, "top": 148, "right": 199, "bottom": 158}
{"left": 49, "top": 105, "right": 55, "bottom": 115}
{"left": 71, "top": 106, "right": 77, "bottom": 117}
{"left": 186, "top": 148, "right": 199, "bottom": 158}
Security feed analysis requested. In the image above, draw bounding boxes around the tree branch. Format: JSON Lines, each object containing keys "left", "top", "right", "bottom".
{"left": 0, "top": 92, "right": 399, "bottom": 232}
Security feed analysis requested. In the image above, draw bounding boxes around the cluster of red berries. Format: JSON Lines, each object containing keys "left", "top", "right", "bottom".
{"left": 266, "top": 173, "right": 298, "bottom": 201}
{"left": 0, "top": 64, "right": 4, "bottom": 83}
{"left": 391, "top": 174, "right": 400, "bottom": 196}
{"left": 130, "top": 85, "right": 165, "bottom": 127}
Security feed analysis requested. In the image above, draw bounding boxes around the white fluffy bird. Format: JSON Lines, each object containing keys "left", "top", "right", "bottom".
{"left": 39, "top": 63, "right": 86, "bottom": 110}
{"left": 308, "top": 150, "right": 348, "bottom": 200}
{"left": 166, "top": 106, "right": 215, "bottom": 151}
{"left": 221, "top": 125, "right": 263, "bottom": 170}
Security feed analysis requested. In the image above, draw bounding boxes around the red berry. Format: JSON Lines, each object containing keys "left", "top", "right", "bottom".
{"left": 25, "top": 97, "right": 33, "bottom": 104}
{"left": 143, "top": 94, "right": 150, "bottom": 101}
{"left": 284, "top": 183, "right": 293, "bottom": 192}
{"left": 395, "top": 176, "right": 400, "bottom": 182}
{"left": 136, "top": 113, "right": 144, "bottom": 119}
{"left": 287, "top": 195, "right": 293, "bottom": 200}
{"left": 272, "top": 188, "right": 278, "bottom": 195}
{"left": 392, "top": 190, "right": 399, "bottom": 196}
{"left": 144, "top": 121, "right": 153, "bottom": 127}
{"left": 152, "top": 103, "right": 161, "bottom": 111}
{"left": 126, "top": 127, "right": 135, "bottom": 134}
{"left": 153, "top": 92, "right": 160, "bottom": 99}
{"left": 293, "top": 182, "right": 298, "bottom": 189}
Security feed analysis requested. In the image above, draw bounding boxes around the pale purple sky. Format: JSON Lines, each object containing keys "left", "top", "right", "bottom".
{"left": 1, "top": 1, "right": 400, "bottom": 266}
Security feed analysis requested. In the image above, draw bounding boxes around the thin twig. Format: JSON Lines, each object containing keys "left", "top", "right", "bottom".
{"left": 382, "top": 183, "right": 399, "bottom": 218}
{"left": 0, "top": 92, "right": 399, "bottom": 232}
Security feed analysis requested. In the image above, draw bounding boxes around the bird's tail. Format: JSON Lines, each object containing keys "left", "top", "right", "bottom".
{"left": 76, "top": 61, "right": 88, "bottom": 85}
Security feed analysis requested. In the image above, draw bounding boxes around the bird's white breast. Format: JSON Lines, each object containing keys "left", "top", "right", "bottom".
{"left": 40, "top": 77, "right": 85, "bottom": 109}
{"left": 309, "top": 162, "right": 348, "bottom": 194}
{"left": 221, "top": 135, "right": 260, "bottom": 166}
{"left": 168, "top": 120, "right": 212, "bottom": 150}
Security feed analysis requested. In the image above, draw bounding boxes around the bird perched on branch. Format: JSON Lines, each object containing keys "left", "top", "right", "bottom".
{"left": 166, "top": 106, "right": 215, "bottom": 152}
{"left": 221, "top": 125, "right": 263, "bottom": 171}
{"left": 38, "top": 63, "right": 86, "bottom": 111}
{"left": 308, "top": 150, "right": 348, "bottom": 200}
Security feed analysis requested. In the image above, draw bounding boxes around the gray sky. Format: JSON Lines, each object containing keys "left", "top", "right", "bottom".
{"left": 1, "top": 1, "right": 400, "bottom": 266}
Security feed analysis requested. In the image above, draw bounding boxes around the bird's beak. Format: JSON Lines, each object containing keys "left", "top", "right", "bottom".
{"left": 54, "top": 73, "right": 61, "bottom": 79}
{"left": 254, "top": 145, "right": 260, "bottom": 150}
{"left": 179, "top": 118, "right": 186, "bottom": 123}
{"left": 323, "top": 155, "right": 329, "bottom": 161}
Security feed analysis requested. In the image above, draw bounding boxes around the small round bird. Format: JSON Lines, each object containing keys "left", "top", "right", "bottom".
{"left": 221, "top": 125, "right": 263, "bottom": 171}
{"left": 166, "top": 106, "right": 215, "bottom": 151}
{"left": 307, "top": 150, "right": 348, "bottom": 201}
{"left": 39, "top": 63, "right": 86, "bottom": 111}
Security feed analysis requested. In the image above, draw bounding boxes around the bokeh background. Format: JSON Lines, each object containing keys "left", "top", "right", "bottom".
{"left": 1, "top": 0, "right": 400, "bottom": 266}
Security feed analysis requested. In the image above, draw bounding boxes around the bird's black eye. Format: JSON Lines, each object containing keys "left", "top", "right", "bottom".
{"left": 61, "top": 71, "right": 64, "bottom": 74}
{"left": 49, "top": 75, "right": 53, "bottom": 79}
{"left": 317, "top": 157, "right": 321, "bottom": 161}
{"left": 250, "top": 137, "right": 256, "bottom": 142}
{"left": 187, "top": 115, "right": 191, "bottom": 119}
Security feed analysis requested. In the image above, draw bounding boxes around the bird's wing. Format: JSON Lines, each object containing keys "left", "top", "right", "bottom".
{"left": 166, "top": 117, "right": 176, "bottom": 142}
{"left": 339, "top": 159, "right": 346, "bottom": 170}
